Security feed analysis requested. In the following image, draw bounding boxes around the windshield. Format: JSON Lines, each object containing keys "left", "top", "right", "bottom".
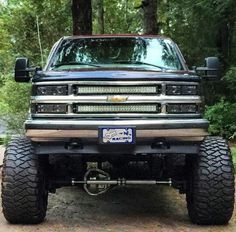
{"left": 49, "top": 37, "right": 184, "bottom": 71}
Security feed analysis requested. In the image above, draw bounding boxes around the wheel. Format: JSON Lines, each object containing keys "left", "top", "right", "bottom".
{"left": 1, "top": 136, "right": 48, "bottom": 224}
{"left": 186, "top": 137, "right": 235, "bottom": 225}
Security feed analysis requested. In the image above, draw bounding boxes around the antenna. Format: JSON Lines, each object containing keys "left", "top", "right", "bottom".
{"left": 36, "top": 16, "right": 44, "bottom": 67}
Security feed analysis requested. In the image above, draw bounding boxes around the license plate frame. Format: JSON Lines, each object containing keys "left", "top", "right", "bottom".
{"left": 99, "top": 127, "right": 136, "bottom": 144}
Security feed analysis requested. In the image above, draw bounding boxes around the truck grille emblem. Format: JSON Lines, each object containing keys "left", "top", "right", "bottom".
{"left": 107, "top": 95, "right": 128, "bottom": 103}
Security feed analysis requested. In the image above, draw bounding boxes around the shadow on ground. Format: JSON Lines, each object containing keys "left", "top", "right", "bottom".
{"left": 48, "top": 186, "right": 188, "bottom": 224}
{"left": 44, "top": 185, "right": 235, "bottom": 232}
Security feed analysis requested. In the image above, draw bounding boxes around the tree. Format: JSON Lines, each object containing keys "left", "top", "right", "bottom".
{"left": 72, "top": 0, "right": 92, "bottom": 35}
{"left": 139, "top": 0, "right": 159, "bottom": 34}
{"left": 97, "top": 0, "right": 104, "bottom": 34}
{"left": 101, "top": 0, "right": 142, "bottom": 34}
{"left": 214, "top": 0, "right": 236, "bottom": 67}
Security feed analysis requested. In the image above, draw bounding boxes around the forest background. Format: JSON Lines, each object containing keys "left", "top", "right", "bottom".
{"left": 0, "top": 0, "right": 235, "bottom": 144}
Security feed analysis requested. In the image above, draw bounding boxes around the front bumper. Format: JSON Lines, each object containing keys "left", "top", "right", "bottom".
{"left": 25, "top": 118, "right": 209, "bottom": 140}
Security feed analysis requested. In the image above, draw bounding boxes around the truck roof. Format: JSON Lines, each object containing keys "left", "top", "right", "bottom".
{"left": 64, "top": 34, "right": 170, "bottom": 40}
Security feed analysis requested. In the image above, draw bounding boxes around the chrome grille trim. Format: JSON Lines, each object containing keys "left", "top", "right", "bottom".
{"left": 33, "top": 80, "right": 199, "bottom": 86}
{"left": 31, "top": 95, "right": 202, "bottom": 104}
{"left": 31, "top": 113, "right": 202, "bottom": 118}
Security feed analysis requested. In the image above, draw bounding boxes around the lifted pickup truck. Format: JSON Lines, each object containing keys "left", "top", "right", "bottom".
{"left": 2, "top": 35, "right": 234, "bottom": 225}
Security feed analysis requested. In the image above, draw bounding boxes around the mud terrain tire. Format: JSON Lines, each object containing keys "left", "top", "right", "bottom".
{"left": 186, "top": 137, "right": 235, "bottom": 225}
{"left": 1, "top": 136, "right": 48, "bottom": 224}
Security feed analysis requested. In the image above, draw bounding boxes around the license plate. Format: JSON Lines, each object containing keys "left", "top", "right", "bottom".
{"left": 99, "top": 127, "right": 135, "bottom": 144}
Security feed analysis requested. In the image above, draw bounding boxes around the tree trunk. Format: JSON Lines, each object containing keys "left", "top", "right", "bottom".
{"left": 216, "top": 18, "right": 236, "bottom": 70}
{"left": 142, "top": 0, "right": 159, "bottom": 34}
{"left": 217, "top": 21, "right": 230, "bottom": 67}
{"left": 97, "top": 0, "right": 104, "bottom": 34}
{"left": 72, "top": 0, "right": 92, "bottom": 35}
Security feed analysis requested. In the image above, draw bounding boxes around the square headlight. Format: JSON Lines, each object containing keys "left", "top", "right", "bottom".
{"left": 167, "top": 104, "right": 197, "bottom": 114}
{"left": 166, "top": 85, "right": 198, "bottom": 95}
{"left": 166, "top": 85, "right": 182, "bottom": 95}
{"left": 36, "top": 85, "right": 68, "bottom": 96}
{"left": 182, "top": 85, "right": 198, "bottom": 95}
{"left": 36, "top": 104, "right": 67, "bottom": 114}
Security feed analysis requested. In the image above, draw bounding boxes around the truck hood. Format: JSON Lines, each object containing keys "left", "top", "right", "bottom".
{"left": 33, "top": 70, "right": 200, "bottom": 82}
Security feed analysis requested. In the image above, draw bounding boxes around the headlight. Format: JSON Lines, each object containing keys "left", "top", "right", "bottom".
{"left": 182, "top": 85, "right": 198, "bottom": 95}
{"left": 36, "top": 104, "right": 67, "bottom": 114}
{"left": 35, "top": 85, "right": 68, "bottom": 96}
{"left": 166, "top": 85, "right": 198, "bottom": 95}
{"left": 166, "top": 85, "right": 182, "bottom": 95}
{"left": 167, "top": 104, "right": 197, "bottom": 114}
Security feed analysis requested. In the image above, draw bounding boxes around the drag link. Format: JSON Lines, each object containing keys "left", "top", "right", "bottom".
{"left": 72, "top": 179, "right": 172, "bottom": 186}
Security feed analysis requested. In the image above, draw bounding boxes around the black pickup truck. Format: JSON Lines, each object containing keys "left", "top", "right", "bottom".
{"left": 2, "top": 35, "right": 234, "bottom": 225}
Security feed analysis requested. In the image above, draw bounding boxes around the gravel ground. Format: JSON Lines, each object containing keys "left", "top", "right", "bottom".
{"left": 0, "top": 147, "right": 235, "bottom": 232}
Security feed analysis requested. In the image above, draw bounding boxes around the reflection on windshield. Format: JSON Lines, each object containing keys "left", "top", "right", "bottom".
{"left": 50, "top": 37, "right": 184, "bottom": 71}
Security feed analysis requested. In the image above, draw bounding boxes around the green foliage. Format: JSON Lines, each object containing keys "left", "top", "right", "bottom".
{"left": 0, "top": 75, "right": 30, "bottom": 134}
{"left": 224, "top": 66, "right": 236, "bottom": 101}
{"left": 205, "top": 100, "right": 236, "bottom": 139}
{"left": 93, "top": 0, "right": 142, "bottom": 34}
{"left": 0, "top": 0, "right": 72, "bottom": 134}
{"left": 159, "top": 0, "right": 236, "bottom": 66}
{"left": 205, "top": 66, "right": 236, "bottom": 139}
{"left": 0, "top": 137, "right": 3, "bottom": 146}
{"left": 0, "top": 134, "right": 11, "bottom": 146}
{"left": 231, "top": 147, "right": 236, "bottom": 169}
{"left": 0, "top": 0, "right": 71, "bottom": 67}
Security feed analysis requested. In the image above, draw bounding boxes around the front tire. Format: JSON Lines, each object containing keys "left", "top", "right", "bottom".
{"left": 186, "top": 137, "right": 235, "bottom": 225}
{"left": 1, "top": 136, "right": 48, "bottom": 224}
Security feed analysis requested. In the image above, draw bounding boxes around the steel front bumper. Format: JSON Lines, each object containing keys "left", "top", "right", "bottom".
{"left": 25, "top": 119, "right": 209, "bottom": 141}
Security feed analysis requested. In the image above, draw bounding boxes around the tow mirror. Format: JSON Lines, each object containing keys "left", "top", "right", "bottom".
{"left": 15, "top": 57, "right": 31, "bottom": 82}
{"left": 196, "top": 57, "right": 221, "bottom": 80}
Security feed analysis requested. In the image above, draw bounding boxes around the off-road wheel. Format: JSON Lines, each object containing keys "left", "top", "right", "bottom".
{"left": 186, "top": 137, "right": 235, "bottom": 225}
{"left": 1, "top": 136, "right": 48, "bottom": 224}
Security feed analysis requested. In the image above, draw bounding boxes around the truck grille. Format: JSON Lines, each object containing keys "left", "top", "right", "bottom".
{"left": 32, "top": 81, "right": 201, "bottom": 118}
{"left": 75, "top": 104, "right": 161, "bottom": 114}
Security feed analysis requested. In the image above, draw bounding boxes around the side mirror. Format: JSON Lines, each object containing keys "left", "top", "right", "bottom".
{"left": 15, "top": 57, "right": 31, "bottom": 82}
{"left": 196, "top": 57, "right": 221, "bottom": 80}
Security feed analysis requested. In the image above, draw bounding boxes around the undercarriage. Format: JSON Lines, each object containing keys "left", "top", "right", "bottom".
{"left": 33, "top": 138, "right": 197, "bottom": 195}
{"left": 48, "top": 152, "right": 186, "bottom": 196}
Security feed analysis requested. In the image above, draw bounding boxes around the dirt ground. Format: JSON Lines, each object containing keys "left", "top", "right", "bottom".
{"left": 0, "top": 185, "right": 234, "bottom": 232}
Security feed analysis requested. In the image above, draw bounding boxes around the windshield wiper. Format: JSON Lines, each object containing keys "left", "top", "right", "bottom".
{"left": 113, "top": 60, "right": 167, "bottom": 70}
{"left": 52, "top": 61, "right": 101, "bottom": 68}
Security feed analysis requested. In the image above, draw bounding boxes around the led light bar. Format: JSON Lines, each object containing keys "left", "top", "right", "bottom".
{"left": 76, "top": 86, "right": 159, "bottom": 95}
{"left": 76, "top": 104, "right": 160, "bottom": 113}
